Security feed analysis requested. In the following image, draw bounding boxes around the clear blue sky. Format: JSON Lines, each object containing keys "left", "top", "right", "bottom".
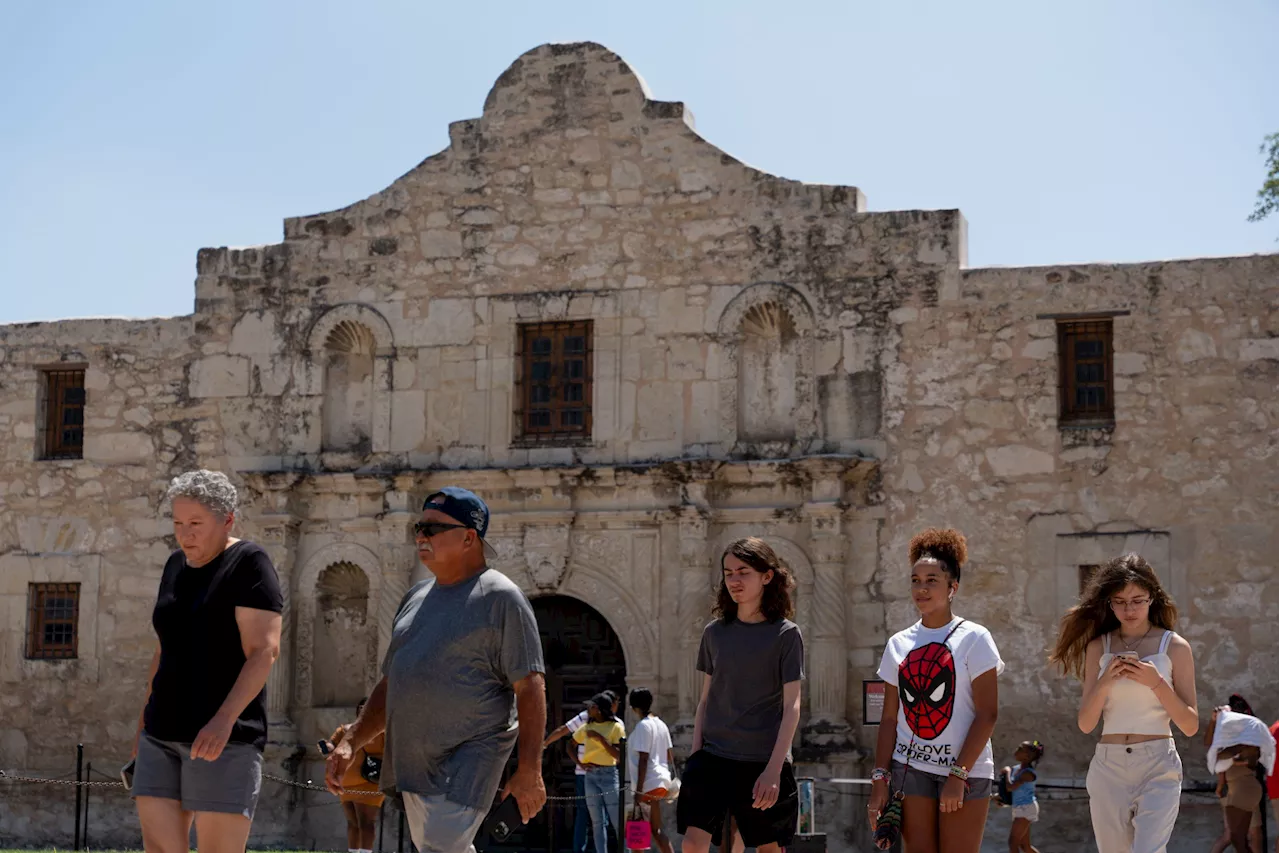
{"left": 1, "top": 0, "right": 1276, "bottom": 324}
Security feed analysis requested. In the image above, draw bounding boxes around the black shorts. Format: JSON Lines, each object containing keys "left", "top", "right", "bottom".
{"left": 676, "top": 750, "right": 797, "bottom": 848}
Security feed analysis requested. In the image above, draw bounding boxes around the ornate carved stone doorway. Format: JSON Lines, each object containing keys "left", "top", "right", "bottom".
{"left": 491, "top": 595, "right": 627, "bottom": 852}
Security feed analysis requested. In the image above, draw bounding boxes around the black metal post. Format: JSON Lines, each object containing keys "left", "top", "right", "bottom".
{"left": 74, "top": 743, "right": 84, "bottom": 850}
{"left": 397, "top": 805, "right": 405, "bottom": 853}
{"left": 616, "top": 737, "right": 626, "bottom": 852}
{"left": 376, "top": 801, "right": 384, "bottom": 853}
{"left": 83, "top": 761, "right": 92, "bottom": 850}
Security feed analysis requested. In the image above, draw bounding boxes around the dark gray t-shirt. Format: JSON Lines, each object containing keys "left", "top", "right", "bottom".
{"left": 380, "top": 568, "right": 544, "bottom": 810}
{"left": 696, "top": 617, "right": 805, "bottom": 762}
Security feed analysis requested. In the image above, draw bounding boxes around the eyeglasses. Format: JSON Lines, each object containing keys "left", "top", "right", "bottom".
{"left": 1109, "top": 597, "right": 1152, "bottom": 611}
{"left": 413, "top": 521, "right": 469, "bottom": 539}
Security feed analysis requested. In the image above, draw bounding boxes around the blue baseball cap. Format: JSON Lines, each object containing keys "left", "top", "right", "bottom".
{"left": 421, "top": 486, "right": 497, "bottom": 558}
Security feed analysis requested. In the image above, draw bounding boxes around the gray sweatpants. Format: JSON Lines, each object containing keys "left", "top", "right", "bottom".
{"left": 1086, "top": 739, "right": 1182, "bottom": 853}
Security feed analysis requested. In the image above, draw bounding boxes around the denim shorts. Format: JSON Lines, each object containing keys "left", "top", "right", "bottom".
{"left": 132, "top": 733, "right": 263, "bottom": 817}
{"left": 891, "top": 762, "right": 992, "bottom": 801}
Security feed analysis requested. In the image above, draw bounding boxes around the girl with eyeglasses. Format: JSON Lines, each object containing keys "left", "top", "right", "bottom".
{"left": 1049, "top": 554, "right": 1199, "bottom": 853}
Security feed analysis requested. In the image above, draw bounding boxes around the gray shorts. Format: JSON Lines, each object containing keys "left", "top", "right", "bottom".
{"left": 403, "top": 792, "right": 487, "bottom": 853}
{"left": 132, "top": 733, "right": 263, "bottom": 817}
{"left": 891, "top": 762, "right": 992, "bottom": 801}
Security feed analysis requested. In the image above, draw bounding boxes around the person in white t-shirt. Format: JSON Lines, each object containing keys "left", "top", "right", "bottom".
{"left": 544, "top": 690, "right": 619, "bottom": 853}
{"left": 867, "top": 528, "right": 1004, "bottom": 853}
{"left": 627, "top": 687, "right": 676, "bottom": 853}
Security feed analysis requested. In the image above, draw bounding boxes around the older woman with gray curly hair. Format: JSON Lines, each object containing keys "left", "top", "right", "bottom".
{"left": 129, "top": 469, "right": 283, "bottom": 853}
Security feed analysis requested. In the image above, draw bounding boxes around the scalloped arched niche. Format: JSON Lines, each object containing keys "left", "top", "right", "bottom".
{"left": 295, "top": 542, "right": 384, "bottom": 709}
{"left": 715, "top": 284, "right": 818, "bottom": 452}
{"left": 305, "top": 304, "right": 395, "bottom": 454}
{"left": 311, "top": 561, "right": 374, "bottom": 707}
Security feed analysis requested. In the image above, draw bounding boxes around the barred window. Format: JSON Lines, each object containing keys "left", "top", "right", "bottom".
{"left": 1058, "top": 320, "right": 1114, "bottom": 425}
{"left": 41, "top": 369, "right": 86, "bottom": 459}
{"left": 26, "top": 583, "right": 80, "bottom": 660}
{"left": 514, "top": 321, "right": 593, "bottom": 444}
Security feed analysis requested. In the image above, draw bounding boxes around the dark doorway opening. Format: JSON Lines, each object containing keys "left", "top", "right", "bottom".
{"left": 481, "top": 595, "right": 627, "bottom": 853}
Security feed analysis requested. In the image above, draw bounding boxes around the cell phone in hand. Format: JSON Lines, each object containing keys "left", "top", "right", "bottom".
{"left": 318, "top": 740, "right": 333, "bottom": 755}
{"left": 1116, "top": 651, "right": 1140, "bottom": 659}
{"left": 121, "top": 759, "right": 136, "bottom": 791}
{"left": 485, "top": 795, "right": 524, "bottom": 842}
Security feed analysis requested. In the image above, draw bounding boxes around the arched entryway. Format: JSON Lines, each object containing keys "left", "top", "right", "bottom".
{"left": 489, "top": 595, "right": 627, "bottom": 852}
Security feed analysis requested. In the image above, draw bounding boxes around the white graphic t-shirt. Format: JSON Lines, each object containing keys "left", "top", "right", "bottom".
{"left": 876, "top": 616, "right": 1004, "bottom": 779}
{"left": 565, "top": 710, "right": 589, "bottom": 776}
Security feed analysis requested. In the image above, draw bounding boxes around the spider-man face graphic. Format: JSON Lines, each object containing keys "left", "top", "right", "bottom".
{"left": 898, "top": 642, "right": 956, "bottom": 740}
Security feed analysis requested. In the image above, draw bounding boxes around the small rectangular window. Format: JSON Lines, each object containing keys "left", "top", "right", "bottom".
{"left": 41, "top": 369, "right": 86, "bottom": 459}
{"left": 26, "top": 582, "right": 81, "bottom": 660}
{"left": 1058, "top": 320, "right": 1114, "bottom": 426}
{"left": 1079, "top": 564, "right": 1099, "bottom": 596}
{"left": 515, "top": 321, "right": 593, "bottom": 444}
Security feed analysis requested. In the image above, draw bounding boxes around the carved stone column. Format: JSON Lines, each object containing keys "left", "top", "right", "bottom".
{"left": 805, "top": 502, "right": 852, "bottom": 743}
{"left": 676, "top": 507, "right": 709, "bottom": 727}
{"left": 377, "top": 483, "right": 417, "bottom": 669}
{"left": 253, "top": 474, "right": 304, "bottom": 744}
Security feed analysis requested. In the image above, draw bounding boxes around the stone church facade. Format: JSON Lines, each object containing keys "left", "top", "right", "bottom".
{"left": 0, "top": 43, "right": 1275, "bottom": 852}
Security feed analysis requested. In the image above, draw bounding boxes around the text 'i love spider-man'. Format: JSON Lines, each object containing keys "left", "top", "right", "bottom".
{"left": 898, "top": 642, "right": 956, "bottom": 739}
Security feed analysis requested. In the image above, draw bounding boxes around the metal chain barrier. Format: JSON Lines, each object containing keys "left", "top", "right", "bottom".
{"left": 0, "top": 770, "right": 125, "bottom": 790}
{"left": 2, "top": 768, "right": 622, "bottom": 803}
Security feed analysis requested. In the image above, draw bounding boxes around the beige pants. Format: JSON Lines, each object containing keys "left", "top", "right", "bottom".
{"left": 1086, "top": 739, "right": 1182, "bottom": 853}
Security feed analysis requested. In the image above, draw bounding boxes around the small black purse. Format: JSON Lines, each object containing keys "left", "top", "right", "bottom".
{"left": 360, "top": 753, "right": 382, "bottom": 784}
{"left": 873, "top": 619, "right": 967, "bottom": 850}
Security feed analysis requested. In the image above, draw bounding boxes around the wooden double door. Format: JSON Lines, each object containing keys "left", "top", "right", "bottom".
{"left": 479, "top": 595, "right": 626, "bottom": 853}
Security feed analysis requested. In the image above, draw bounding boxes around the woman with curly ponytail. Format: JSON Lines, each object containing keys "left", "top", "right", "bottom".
{"left": 1049, "top": 553, "right": 1198, "bottom": 853}
{"left": 867, "top": 528, "right": 1004, "bottom": 853}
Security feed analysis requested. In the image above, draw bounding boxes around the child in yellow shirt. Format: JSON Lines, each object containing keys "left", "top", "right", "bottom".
{"left": 572, "top": 693, "right": 625, "bottom": 852}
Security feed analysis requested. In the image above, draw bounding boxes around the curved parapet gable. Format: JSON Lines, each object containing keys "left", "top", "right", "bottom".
{"left": 280, "top": 41, "right": 864, "bottom": 242}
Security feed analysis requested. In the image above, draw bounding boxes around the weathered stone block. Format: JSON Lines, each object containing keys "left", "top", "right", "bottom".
{"left": 189, "top": 354, "right": 250, "bottom": 397}
{"left": 420, "top": 229, "right": 463, "bottom": 259}
{"left": 984, "top": 444, "right": 1056, "bottom": 477}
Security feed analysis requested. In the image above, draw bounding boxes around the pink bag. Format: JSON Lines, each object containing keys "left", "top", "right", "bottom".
{"left": 625, "top": 818, "right": 652, "bottom": 850}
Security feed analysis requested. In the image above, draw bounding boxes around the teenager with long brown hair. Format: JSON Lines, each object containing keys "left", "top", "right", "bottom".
{"left": 1049, "top": 553, "right": 1198, "bottom": 853}
{"left": 868, "top": 528, "right": 1003, "bottom": 853}
{"left": 677, "top": 537, "right": 804, "bottom": 853}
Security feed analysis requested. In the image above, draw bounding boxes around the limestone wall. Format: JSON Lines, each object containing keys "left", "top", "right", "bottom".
{"left": 183, "top": 43, "right": 958, "bottom": 472}
{"left": 0, "top": 316, "right": 196, "bottom": 773}
{"left": 875, "top": 254, "right": 1280, "bottom": 792}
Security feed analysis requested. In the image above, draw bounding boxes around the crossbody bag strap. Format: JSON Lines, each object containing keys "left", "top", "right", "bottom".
{"left": 890, "top": 619, "right": 967, "bottom": 795}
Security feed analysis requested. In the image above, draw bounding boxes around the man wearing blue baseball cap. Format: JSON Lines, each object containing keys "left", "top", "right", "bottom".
{"left": 326, "top": 487, "right": 547, "bottom": 852}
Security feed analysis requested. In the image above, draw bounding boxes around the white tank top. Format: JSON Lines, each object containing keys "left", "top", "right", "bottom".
{"left": 1099, "top": 630, "right": 1175, "bottom": 736}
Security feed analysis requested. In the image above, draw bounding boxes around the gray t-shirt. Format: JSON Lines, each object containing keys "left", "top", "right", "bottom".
{"left": 696, "top": 618, "right": 805, "bottom": 762}
{"left": 380, "top": 568, "right": 544, "bottom": 810}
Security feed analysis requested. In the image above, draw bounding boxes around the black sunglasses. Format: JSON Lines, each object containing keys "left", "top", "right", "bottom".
{"left": 413, "top": 520, "right": 470, "bottom": 538}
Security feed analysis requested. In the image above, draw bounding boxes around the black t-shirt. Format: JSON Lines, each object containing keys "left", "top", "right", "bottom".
{"left": 144, "top": 540, "right": 284, "bottom": 751}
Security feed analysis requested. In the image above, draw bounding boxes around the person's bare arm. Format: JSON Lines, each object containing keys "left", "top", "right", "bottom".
{"left": 691, "top": 673, "right": 712, "bottom": 753}
{"left": 503, "top": 672, "right": 548, "bottom": 822}
{"left": 190, "top": 607, "right": 282, "bottom": 761}
{"left": 586, "top": 729, "right": 621, "bottom": 760}
{"left": 867, "top": 684, "right": 900, "bottom": 826}
{"left": 544, "top": 723, "right": 572, "bottom": 747}
{"left": 1009, "top": 767, "right": 1036, "bottom": 790}
{"left": 327, "top": 677, "right": 389, "bottom": 794}
{"left": 751, "top": 680, "right": 802, "bottom": 809}
{"left": 1078, "top": 638, "right": 1126, "bottom": 733}
{"left": 131, "top": 644, "right": 161, "bottom": 759}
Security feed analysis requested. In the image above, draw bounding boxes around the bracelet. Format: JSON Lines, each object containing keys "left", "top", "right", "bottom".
{"left": 871, "top": 767, "right": 891, "bottom": 783}
{"left": 948, "top": 764, "right": 969, "bottom": 781}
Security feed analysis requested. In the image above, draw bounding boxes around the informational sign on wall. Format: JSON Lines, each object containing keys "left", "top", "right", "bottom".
{"left": 863, "top": 679, "right": 885, "bottom": 726}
